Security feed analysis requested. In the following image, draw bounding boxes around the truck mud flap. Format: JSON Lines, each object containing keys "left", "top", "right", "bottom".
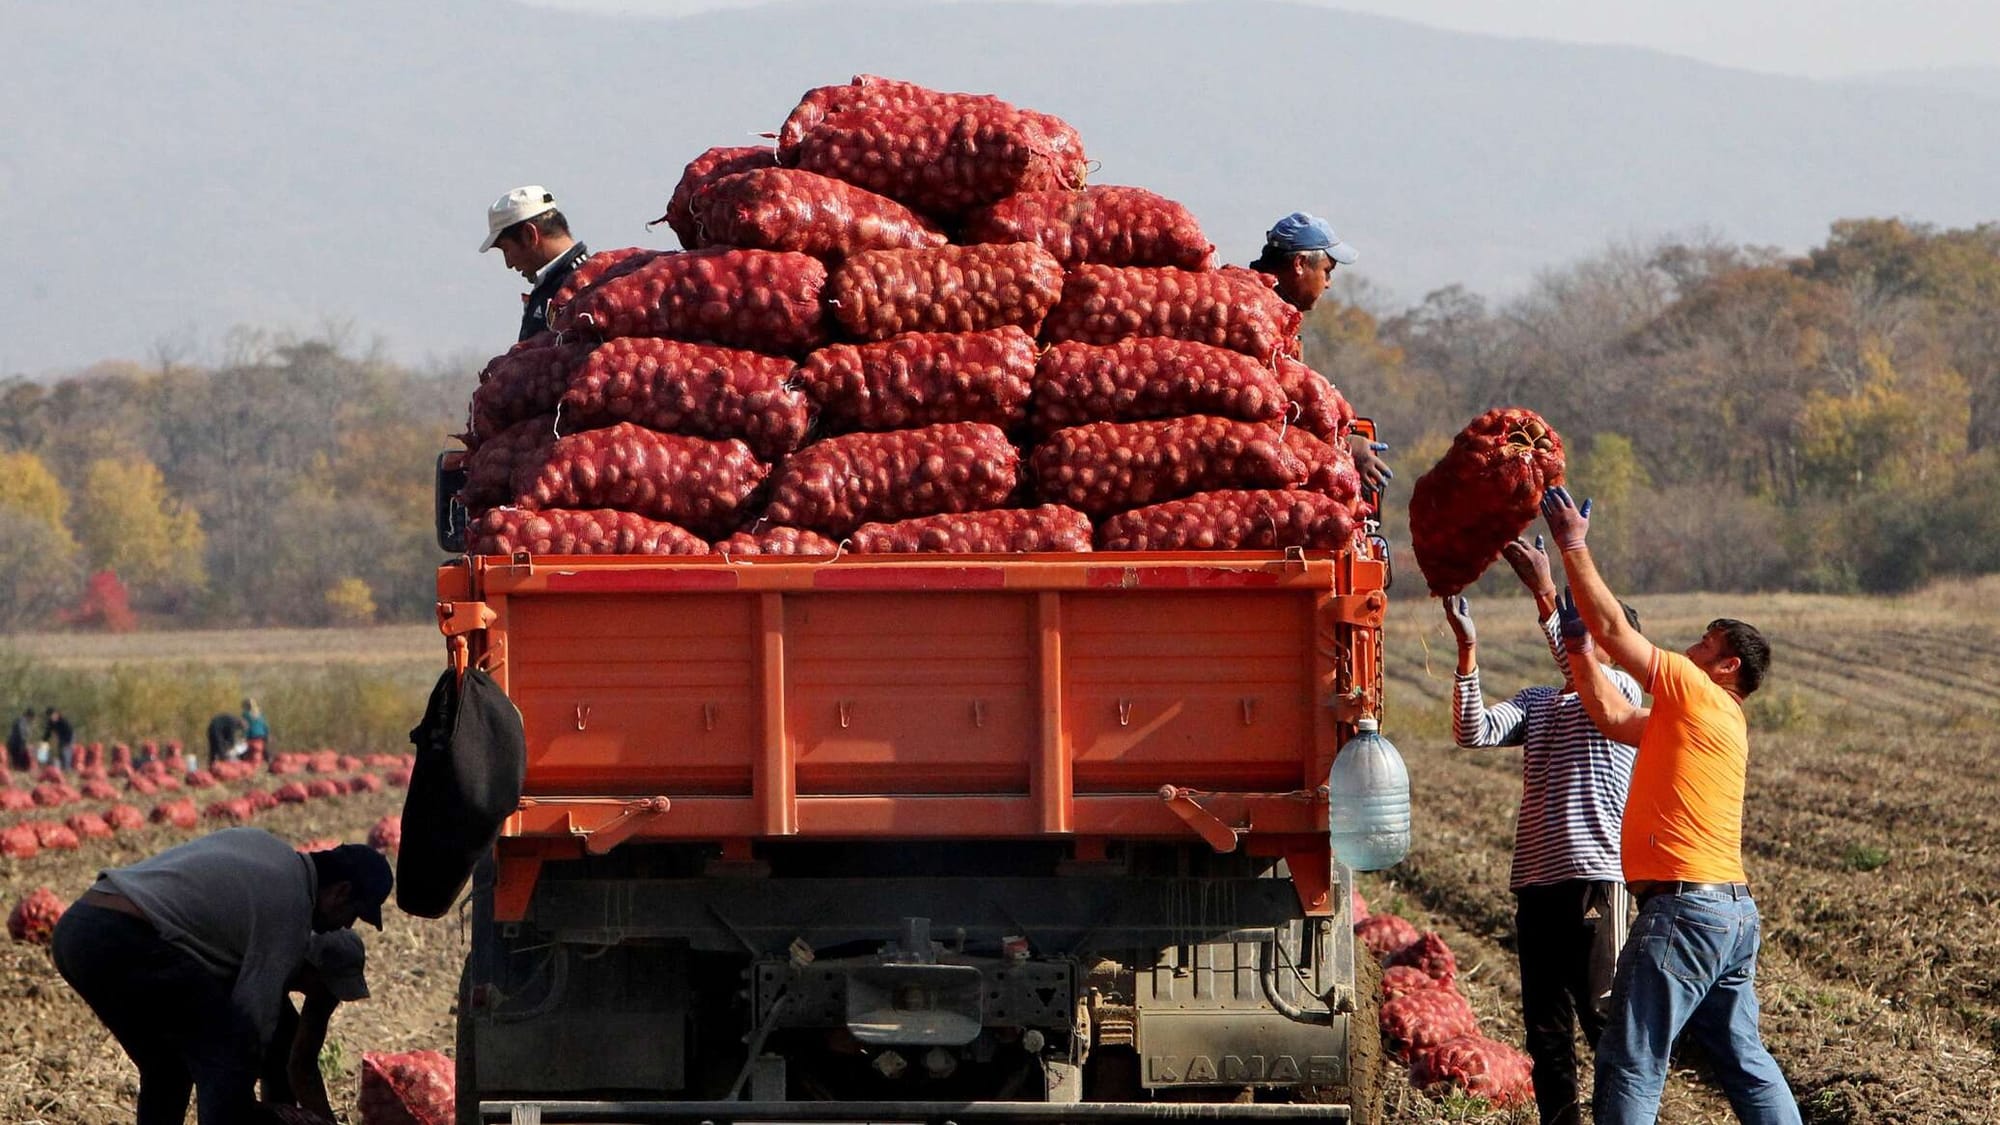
{"left": 481, "top": 1101, "right": 1349, "bottom": 1123}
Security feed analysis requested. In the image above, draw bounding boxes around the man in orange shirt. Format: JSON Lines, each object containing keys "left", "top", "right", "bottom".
{"left": 1540, "top": 486, "right": 1800, "bottom": 1125}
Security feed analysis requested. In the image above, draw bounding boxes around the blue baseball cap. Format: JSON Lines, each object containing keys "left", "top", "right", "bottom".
{"left": 1265, "top": 212, "right": 1358, "bottom": 264}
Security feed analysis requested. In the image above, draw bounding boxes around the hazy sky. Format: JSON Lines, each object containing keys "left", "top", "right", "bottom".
{"left": 522, "top": 0, "right": 2000, "bottom": 79}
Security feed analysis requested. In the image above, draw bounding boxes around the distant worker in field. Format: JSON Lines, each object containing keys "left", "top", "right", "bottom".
{"left": 207, "top": 709, "right": 247, "bottom": 766}
{"left": 242, "top": 698, "right": 270, "bottom": 764}
{"left": 1445, "top": 537, "right": 1641, "bottom": 1125}
{"left": 43, "top": 706, "right": 76, "bottom": 771}
{"left": 1252, "top": 210, "right": 1393, "bottom": 493}
{"left": 260, "top": 929, "right": 370, "bottom": 1122}
{"left": 480, "top": 185, "right": 588, "bottom": 342}
{"left": 1539, "top": 487, "right": 1801, "bottom": 1125}
{"left": 6, "top": 707, "right": 34, "bottom": 773}
{"left": 50, "top": 830, "right": 392, "bottom": 1125}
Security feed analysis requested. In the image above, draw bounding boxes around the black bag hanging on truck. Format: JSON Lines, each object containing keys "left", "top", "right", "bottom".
{"left": 396, "top": 668, "right": 526, "bottom": 918}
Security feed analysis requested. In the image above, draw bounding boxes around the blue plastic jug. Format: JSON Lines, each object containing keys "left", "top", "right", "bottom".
{"left": 1327, "top": 718, "right": 1410, "bottom": 870}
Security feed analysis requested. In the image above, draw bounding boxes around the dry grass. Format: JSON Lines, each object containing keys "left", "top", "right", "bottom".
{"left": 5, "top": 626, "right": 438, "bottom": 670}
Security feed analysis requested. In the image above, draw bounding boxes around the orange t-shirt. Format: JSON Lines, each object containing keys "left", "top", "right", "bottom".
{"left": 1620, "top": 649, "right": 1749, "bottom": 883}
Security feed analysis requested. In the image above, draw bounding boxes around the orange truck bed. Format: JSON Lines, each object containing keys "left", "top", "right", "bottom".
{"left": 437, "top": 546, "right": 1387, "bottom": 914}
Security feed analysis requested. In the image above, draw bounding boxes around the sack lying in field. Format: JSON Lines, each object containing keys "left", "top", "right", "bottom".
{"left": 1381, "top": 964, "right": 1447, "bottom": 1002}
{"left": 1355, "top": 913, "right": 1420, "bottom": 960}
{"left": 1379, "top": 987, "right": 1478, "bottom": 1063}
{"left": 763, "top": 422, "right": 1020, "bottom": 537}
{"left": 0, "top": 787, "right": 32, "bottom": 812}
{"left": 851, "top": 505, "right": 1094, "bottom": 554}
{"left": 470, "top": 507, "right": 709, "bottom": 557}
{"left": 468, "top": 340, "right": 587, "bottom": 446}
{"left": 150, "top": 798, "right": 198, "bottom": 830}
{"left": 1408, "top": 408, "right": 1565, "bottom": 597}
{"left": 1, "top": 824, "right": 38, "bottom": 859}
{"left": 1095, "top": 489, "right": 1357, "bottom": 552}
{"left": 559, "top": 248, "right": 830, "bottom": 354}
{"left": 511, "top": 424, "right": 767, "bottom": 540}
{"left": 687, "top": 167, "right": 947, "bottom": 257}
{"left": 1031, "top": 417, "right": 1306, "bottom": 517}
{"left": 799, "top": 327, "right": 1037, "bottom": 433}
{"left": 560, "top": 338, "right": 809, "bottom": 460}
{"left": 1384, "top": 931, "right": 1458, "bottom": 987}
{"left": 657, "top": 145, "right": 777, "bottom": 249}
{"left": 65, "top": 812, "right": 113, "bottom": 840}
{"left": 368, "top": 814, "right": 401, "bottom": 853}
{"left": 1032, "top": 338, "right": 1288, "bottom": 433}
{"left": 1410, "top": 1035, "right": 1534, "bottom": 1107}
{"left": 1042, "top": 265, "right": 1303, "bottom": 361}
{"left": 713, "top": 525, "right": 840, "bottom": 556}
{"left": 462, "top": 416, "right": 555, "bottom": 512}
{"left": 827, "top": 243, "right": 1064, "bottom": 341}
{"left": 963, "top": 186, "right": 1212, "bottom": 269}
{"left": 357, "top": 1049, "right": 454, "bottom": 1125}
{"left": 1352, "top": 887, "right": 1369, "bottom": 920}
{"left": 786, "top": 84, "right": 1086, "bottom": 216}
{"left": 31, "top": 820, "right": 79, "bottom": 850}
{"left": 7, "top": 887, "right": 64, "bottom": 945}
{"left": 105, "top": 804, "right": 145, "bottom": 831}
{"left": 1274, "top": 356, "right": 1354, "bottom": 442}
{"left": 204, "top": 798, "right": 254, "bottom": 823}
{"left": 776, "top": 76, "right": 1087, "bottom": 180}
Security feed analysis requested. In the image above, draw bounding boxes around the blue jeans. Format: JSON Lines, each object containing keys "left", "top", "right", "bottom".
{"left": 1593, "top": 890, "right": 1801, "bottom": 1124}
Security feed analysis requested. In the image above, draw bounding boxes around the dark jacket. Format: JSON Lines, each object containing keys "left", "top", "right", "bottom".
{"left": 518, "top": 242, "right": 588, "bottom": 342}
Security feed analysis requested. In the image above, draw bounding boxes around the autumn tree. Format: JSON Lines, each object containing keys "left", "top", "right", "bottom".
{"left": 71, "top": 458, "right": 207, "bottom": 601}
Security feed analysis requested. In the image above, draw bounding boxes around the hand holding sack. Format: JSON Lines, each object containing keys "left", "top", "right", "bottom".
{"left": 798, "top": 327, "right": 1037, "bottom": 433}
{"left": 686, "top": 168, "right": 947, "bottom": 258}
{"left": 1032, "top": 337, "right": 1289, "bottom": 433}
{"left": 1096, "top": 489, "right": 1357, "bottom": 551}
{"left": 827, "top": 243, "right": 1064, "bottom": 341}
{"left": 1408, "top": 408, "right": 1565, "bottom": 596}
{"left": 963, "top": 186, "right": 1213, "bottom": 269}
{"left": 559, "top": 337, "right": 809, "bottom": 459}
{"left": 469, "top": 508, "right": 708, "bottom": 556}
{"left": 1030, "top": 416, "right": 1307, "bottom": 517}
{"left": 657, "top": 145, "right": 777, "bottom": 249}
{"left": 1042, "top": 265, "right": 1303, "bottom": 361}
{"left": 559, "top": 248, "right": 829, "bottom": 354}
{"left": 850, "top": 505, "right": 1094, "bottom": 553}
{"left": 510, "top": 423, "right": 768, "bottom": 540}
{"left": 763, "top": 422, "right": 1020, "bottom": 537}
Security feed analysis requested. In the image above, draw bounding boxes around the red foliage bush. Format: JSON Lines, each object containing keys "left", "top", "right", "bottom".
{"left": 63, "top": 569, "right": 139, "bottom": 632}
{"left": 1095, "top": 490, "right": 1357, "bottom": 552}
{"left": 8, "top": 887, "right": 64, "bottom": 945}
{"left": 798, "top": 327, "right": 1037, "bottom": 433}
{"left": 511, "top": 424, "right": 767, "bottom": 540}
{"left": 686, "top": 167, "right": 947, "bottom": 257}
{"left": 963, "top": 186, "right": 1211, "bottom": 269}
{"left": 1379, "top": 987, "right": 1478, "bottom": 1063}
{"left": 790, "top": 94, "right": 1085, "bottom": 217}
{"left": 557, "top": 248, "right": 830, "bottom": 354}
{"left": 1031, "top": 338, "right": 1288, "bottom": 433}
{"left": 1355, "top": 913, "right": 1420, "bottom": 960}
{"left": 712, "top": 526, "right": 840, "bottom": 557}
{"left": 826, "top": 243, "right": 1063, "bottom": 341}
{"left": 1042, "top": 265, "right": 1303, "bottom": 361}
{"left": 850, "top": 506, "right": 1094, "bottom": 554}
{"left": 559, "top": 338, "right": 808, "bottom": 460}
{"left": 1408, "top": 408, "right": 1566, "bottom": 596}
{"left": 763, "top": 423, "right": 1021, "bottom": 537}
{"left": 357, "top": 1049, "right": 454, "bottom": 1125}
{"left": 1031, "top": 418, "right": 1306, "bottom": 517}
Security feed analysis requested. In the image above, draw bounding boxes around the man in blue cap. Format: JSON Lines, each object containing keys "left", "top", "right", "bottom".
{"left": 1253, "top": 211, "right": 1390, "bottom": 490}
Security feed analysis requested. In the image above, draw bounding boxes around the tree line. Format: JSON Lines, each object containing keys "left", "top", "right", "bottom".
{"left": 0, "top": 217, "right": 1995, "bottom": 631}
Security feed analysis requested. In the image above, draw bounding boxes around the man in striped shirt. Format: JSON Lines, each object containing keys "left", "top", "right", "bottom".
{"left": 1447, "top": 537, "right": 1642, "bottom": 1125}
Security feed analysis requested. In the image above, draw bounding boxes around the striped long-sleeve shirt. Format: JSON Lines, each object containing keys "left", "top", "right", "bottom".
{"left": 1453, "top": 613, "right": 1641, "bottom": 890}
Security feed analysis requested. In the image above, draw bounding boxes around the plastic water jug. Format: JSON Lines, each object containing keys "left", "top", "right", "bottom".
{"left": 1327, "top": 718, "right": 1410, "bottom": 870}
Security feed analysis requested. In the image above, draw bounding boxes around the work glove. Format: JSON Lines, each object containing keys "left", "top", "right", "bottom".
{"left": 1442, "top": 595, "right": 1476, "bottom": 647}
{"left": 1557, "top": 587, "right": 1593, "bottom": 656}
{"left": 1500, "top": 535, "right": 1555, "bottom": 599}
{"left": 1540, "top": 486, "right": 1592, "bottom": 552}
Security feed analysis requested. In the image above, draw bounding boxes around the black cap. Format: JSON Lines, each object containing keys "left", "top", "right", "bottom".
{"left": 318, "top": 843, "right": 394, "bottom": 928}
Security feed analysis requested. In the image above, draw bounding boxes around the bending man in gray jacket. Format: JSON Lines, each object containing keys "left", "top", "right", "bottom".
{"left": 52, "top": 828, "right": 393, "bottom": 1125}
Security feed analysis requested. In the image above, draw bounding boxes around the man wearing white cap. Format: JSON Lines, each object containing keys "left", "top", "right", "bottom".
{"left": 480, "top": 186, "right": 588, "bottom": 342}
{"left": 260, "top": 929, "right": 370, "bottom": 1122}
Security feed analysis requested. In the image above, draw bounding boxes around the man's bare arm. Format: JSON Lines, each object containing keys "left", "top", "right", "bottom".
{"left": 1541, "top": 487, "right": 1657, "bottom": 675}
{"left": 287, "top": 992, "right": 337, "bottom": 1119}
{"left": 1556, "top": 589, "right": 1651, "bottom": 743}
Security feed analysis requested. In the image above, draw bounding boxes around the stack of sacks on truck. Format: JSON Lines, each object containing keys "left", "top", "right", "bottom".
{"left": 455, "top": 75, "right": 1371, "bottom": 556}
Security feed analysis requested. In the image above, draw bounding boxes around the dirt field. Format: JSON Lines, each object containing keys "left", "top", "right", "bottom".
{"left": 6, "top": 582, "right": 1999, "bottom": 1122}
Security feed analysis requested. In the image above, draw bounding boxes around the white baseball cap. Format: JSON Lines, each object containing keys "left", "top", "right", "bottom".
{"left": 480, "top": 185, "right": 558, "bottom": 252}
